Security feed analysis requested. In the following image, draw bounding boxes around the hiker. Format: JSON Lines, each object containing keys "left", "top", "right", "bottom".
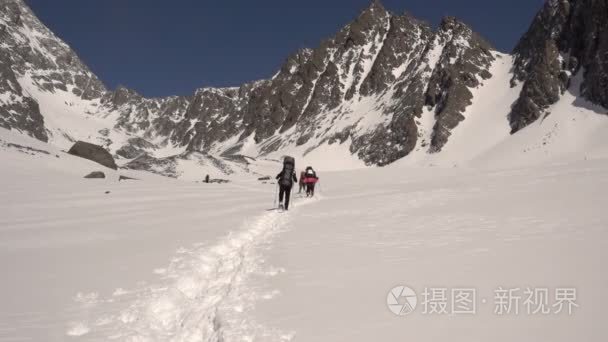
{"left": 276, "top": 156, "right": 298, "bottom": 210}
{"left": 298, "top": 170, "right": 306, "bottom": 193}
{"left": 303, "top": 166, "right": 319, "bottom": 197}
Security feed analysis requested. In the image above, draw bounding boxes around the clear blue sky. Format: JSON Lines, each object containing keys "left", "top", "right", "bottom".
{"left": 26, "top": 0, "right": 545, "bottom": 97}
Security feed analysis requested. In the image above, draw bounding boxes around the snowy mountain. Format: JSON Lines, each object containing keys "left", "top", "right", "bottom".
{"left": 1, "top": 1, "right": 608, "bottom": 341}
{"left": 510, "top": 0, "right": 608, "bottom": 133}
{"left": 1, "top": 0, "right": 607, "bottom": 178}
{"left": 1, "top": 117, "right": 607, "bottom": 342}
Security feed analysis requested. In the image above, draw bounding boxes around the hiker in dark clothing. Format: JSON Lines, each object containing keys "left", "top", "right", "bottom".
{"left": 298, "top": 171, "right": 306, "bottom": 193}
{"left": 276, "top": 157, "right": 298, "bottom": 210}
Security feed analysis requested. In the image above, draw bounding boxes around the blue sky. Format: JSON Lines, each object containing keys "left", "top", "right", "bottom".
{"left": 26, "top": 0, "right": 545, "bottom": 97}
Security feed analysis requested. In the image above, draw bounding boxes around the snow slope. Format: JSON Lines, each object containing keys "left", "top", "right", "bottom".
{"left": 252, "top": 162, "right": 608, "bottom": 341}
{"left": 408, "top": 53, "right": 522, "bottom": 164}
{"left": 1, "top": 128, "right": 607, "bottom": 341}
{"left": 471, "top": 71, "right": 608, "bottom": 168}
{"left": 0, "top": 129, "right": 285, "bottom": 341}
{"left": 397, "top": 56, "right": 608, "bottom": 169}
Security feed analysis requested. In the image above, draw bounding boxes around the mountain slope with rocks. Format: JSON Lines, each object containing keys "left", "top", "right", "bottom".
{"left": 1, "top": 0, "right": 607, "bottom": 179}
{"left": 510, "top": 0, "right": 608, "bottom": 133}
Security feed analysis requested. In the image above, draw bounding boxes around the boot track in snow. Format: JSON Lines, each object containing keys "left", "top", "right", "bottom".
{"left": 66, "top": 198, "right": 318, "bottom": 341}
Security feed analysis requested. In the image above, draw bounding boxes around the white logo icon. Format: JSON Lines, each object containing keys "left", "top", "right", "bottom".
{"left": 387, "top": 286, "right": 417, "bottom": 316}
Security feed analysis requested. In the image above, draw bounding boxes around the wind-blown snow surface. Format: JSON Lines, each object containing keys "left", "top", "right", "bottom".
{"left": 1, "top": 128, "right": 607, "bottom": 341}
{"left": 252, "top": 163, "right": 608, "bottom": 341}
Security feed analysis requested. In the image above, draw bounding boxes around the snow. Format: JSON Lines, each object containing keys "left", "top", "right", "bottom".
{"left": 20, "top": 23, "right": 57, "bottom": 64}
{"left": 391, "top": 62, "right": 408, "bottom": 79}
{"left": 1, "top": 127, "right": 607, "bottom": 341}
{"left": 17, "top": 73, "right": 125, "bottom": 150}
{"left": 153, "top": 142, "right": 188, "bottom": 159}
{"left": 260, "top": 138, "right": 366, "bottom": 174}
{"left": 295, "top": 137, "right": 366, "bottom": 171}
{"left": 410, "top": 106, "right": 436, "bottom": 156}
{"left": 340, "top": 53, "right": 358, "bottom": 98}
{"left": 8, "top": 9, "right": 605, "bottom": 176}
{"left": 418, "top": 34, "right": 446, "bottom": 76}
{"left": 0, "top": 92, "right": 22, "bottom": 105}
{"left": 250, "top": 161, "right": 608, "bottom": 341}
{"left": 66, "top": 322, "right": 91, "bottom": 337}
{"left": 321, "top": 93, "right": 391, "bottom": 135}
{"left": 403, "top": 53, "right": 521, "bottom": 165}
{"left": 2, "top": 5, "right": 608, "bottom": 340}
{"left": 0, "top": 128, "right": 286, "bottom": 341}
{"left": 173, "top": 153, "right": 230, "bottom": 180}
{"left": 397, "top": 54, "right": 608, "bottom": 169}
{"left": 470, "top": 70, "right": 608, "bottom": 168}
{"left": 77, "top": 208, "right": 294, "bottom": 341}
{"left": 236, "top": 133, "right": 260, "bottom": 157}
{"left": 452, "top": 32, "right": 472, "bottom": 50}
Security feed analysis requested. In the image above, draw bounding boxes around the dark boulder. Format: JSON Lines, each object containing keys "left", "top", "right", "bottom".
{"left": 84, "top": 171, "right": 105, "bottom": 179}
{"left": 209, "top": 178, "right": 230, "bottom": 184}
{"left": 119, "top": 175, "right": 138, "bottom": 181}
{"left": 68, "top": 141, "right": 117, "bottom": 170}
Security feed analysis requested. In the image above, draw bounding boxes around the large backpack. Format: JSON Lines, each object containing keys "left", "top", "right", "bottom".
{"left": 280, "top": 156, "right": 295, "bottom": 187}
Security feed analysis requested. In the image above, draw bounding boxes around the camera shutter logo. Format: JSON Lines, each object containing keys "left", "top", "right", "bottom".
{"left": 387, "top": 286, "right": 417, "bottom": 316}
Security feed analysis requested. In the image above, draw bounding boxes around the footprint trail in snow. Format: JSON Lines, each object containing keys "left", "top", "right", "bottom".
{"left": 67, "top": 199, "right": 317, "bottom": 342}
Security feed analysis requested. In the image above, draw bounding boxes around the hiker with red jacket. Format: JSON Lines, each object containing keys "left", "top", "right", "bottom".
{"left": 276, "top": 156, "right": 298, "bottom": 211}
{"left": 303, "top": 166, "right": 319, "bottom": 197}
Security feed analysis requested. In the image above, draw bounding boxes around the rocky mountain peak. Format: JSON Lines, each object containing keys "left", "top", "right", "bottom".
{"left": 1, "top": 0, "right": 108, "bottom": 142}
{"left": 2, "top": 0, "right": 607, "bottom": 175}
{"left": 439, "top": 16, "right": 465, "bottom": 31}
{"left": 107, "top": 86, "right": 142, "bottom": 107}
{"left": 1, "top": 0, "right": 500, "bottom": 167}
{"left": 344, "top": 0, "right": 390, "bottom": 47}
{"left": 364, "top": 0, "right": 387, "bottom": 14}
{"left": 509, "top": 0, "right": 608, "bottom": 133}
{"left": 1, "top": 0, "right": 22, "bottom": 24}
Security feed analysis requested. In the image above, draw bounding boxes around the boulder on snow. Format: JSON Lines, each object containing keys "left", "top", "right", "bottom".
{"left": 68, "top": 141, "right": 117, "bottom": 170}
{"left": 84, "top": 171, "right": 105, "bottom": 179}
{"left": 119, "top": 175, "right": 138, "bottom": 181}
{"left": 209, "top": 178, "right": 230, "bottom": 184}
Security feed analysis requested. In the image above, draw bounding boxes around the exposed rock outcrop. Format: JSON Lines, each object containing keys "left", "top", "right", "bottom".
{"left": 68, "top": 141, "right": 118, "bottom": 170}
{"left": 510, "top": 0, "right": 608, "bottom": 133}
{"left": 84, "top": 171, "right": 105, "bottom": 179}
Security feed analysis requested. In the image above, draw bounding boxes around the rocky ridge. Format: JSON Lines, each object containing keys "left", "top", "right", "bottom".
{"left": 1, "top": 0, "right": 607, "bottom": 176}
